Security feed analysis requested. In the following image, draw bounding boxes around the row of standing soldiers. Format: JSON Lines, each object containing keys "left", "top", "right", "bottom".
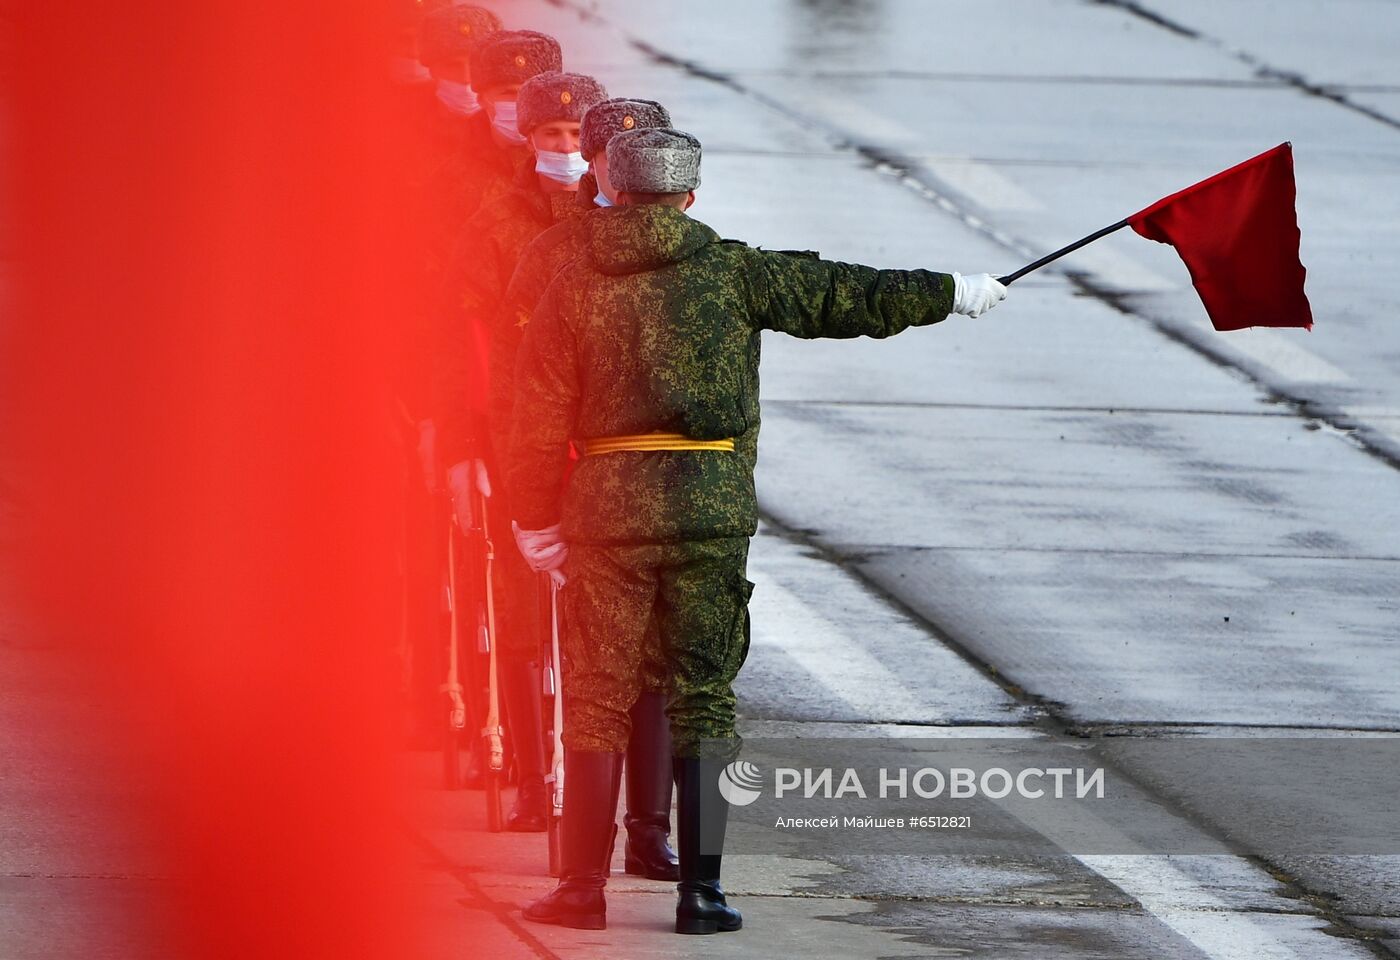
{"left": 395, "top": 0, "right": 1007, "bottom": 936}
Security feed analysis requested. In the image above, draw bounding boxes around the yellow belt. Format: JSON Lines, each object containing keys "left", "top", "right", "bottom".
{"left": 580, "top": 432, "right": 736, "bottom": 456}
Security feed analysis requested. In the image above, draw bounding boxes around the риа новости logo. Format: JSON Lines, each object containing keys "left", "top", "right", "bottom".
{"left": 718, "top": 760, "right": 763, "bottom": 806}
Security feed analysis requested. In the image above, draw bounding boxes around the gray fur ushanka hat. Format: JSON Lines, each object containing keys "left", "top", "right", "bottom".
{"left": 417, "top": 5, "right": 502, "bottom": 68}
{"left": 579, "top": 98, "right": 672, "bottom": 161}
{"left": 470, "top": 30, "right": 562, "bottom": 93}
{"left": 605, "top": 128, "right": 702, "bottom": 193}
{"left": 515, "top": 72, "right": 609, "bottom": 137}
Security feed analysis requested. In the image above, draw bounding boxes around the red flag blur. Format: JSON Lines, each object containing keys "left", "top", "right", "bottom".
{"left": 6, "top": 2, "right": 430, "bottom": 957}
{"left": 1129, "top": 143, "right": 1313, "bottom": 331}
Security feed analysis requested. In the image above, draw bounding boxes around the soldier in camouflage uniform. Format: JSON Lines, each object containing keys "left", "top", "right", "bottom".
{"left": 510, "top": 129, "right": 1007, "bottom": 932}
{"left": 497, "top": 97, "right": 672, "bottom": 432}
{"left": 435, "top": 67, "right": 609, "bottom": 832}
{"left": 401, "top": 4, "right": 504, "bottom": 453}
{"left": 391, "top": 0, "right": 467, "bottom": 87}
{"left": 419, "top": 28, "right": 558, "bottom": 504}
{"left": 412, "top": 7, "right": 510, "bottom": 278}
{"left": 394, "top": 4, "right": 503, "bottom": 749}
{"left": 406, "top": 12, "right": 520, "bottom": 503}
{"left": 443, "top": 30, "right": 564, "bottom": 243}
{"left": 501, "top": 97, "right": 681, "bottom": 881}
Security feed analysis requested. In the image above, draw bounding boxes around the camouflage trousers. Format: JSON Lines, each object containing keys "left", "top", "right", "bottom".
{"left": 561, "top": 537, "right": 753, "bottom": 759}
{"left": 486, "top": 489, "right": 668, "bottom": 691}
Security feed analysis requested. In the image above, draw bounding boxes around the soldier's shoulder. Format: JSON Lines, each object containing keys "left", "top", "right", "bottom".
{"left": 712, "top": 237, "right": 822, "bottom": 261}
{"left": 479, "top": 181, "right": 541, "bottom": 222}
{"left": 701, "top": 237, "right": 755, "bottom": 265}
{"left": 526, "top": 259, "right": 593, "bottom": 331}
{"left": 541, "top": 252, "right": 598, "bottom": 300}
{"left": 510, "top": 222, "right": 586, "bottom": 302}
{"left": 527, "top": 216, "right": 586, "bottom": 258}
{"left": 462, "top": 196, "right": 512, "bottom": 235}
{"left": 702, "top": 241, "right": 824, "bottom": 288}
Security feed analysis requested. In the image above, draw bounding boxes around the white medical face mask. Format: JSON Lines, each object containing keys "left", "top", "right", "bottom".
{"left": 593, "top": 189, "right": 614, "bottom": 208}
{"left": 487, "top": 100, "right": 526, "bottom": 144}
{"left": 435, "top": 79, "right": 480, "bottom": 117}
{"left": 534, "top": 149, "right": 590, "bottom": 185}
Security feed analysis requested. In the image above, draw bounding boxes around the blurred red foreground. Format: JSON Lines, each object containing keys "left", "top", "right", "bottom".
{"left": 7, "top": 3, "right": 432, "bottom": 956}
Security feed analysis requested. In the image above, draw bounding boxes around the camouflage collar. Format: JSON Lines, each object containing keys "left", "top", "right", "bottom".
{"left": 585, "top": 204, "right": 717, "bottom": 276}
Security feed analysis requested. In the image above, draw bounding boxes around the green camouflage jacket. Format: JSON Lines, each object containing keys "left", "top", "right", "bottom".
{"left": 423, "top": 111, "right": 528, "bottom": 278}
{"left": 491, "top": 177, "right": 599, "bottom": 459}
{"left": 507, "top": 203, "right": 955, "bottom": 545}
{"left": 433, "top": 161, "right": 581, "bottom": 468}
{"left": 398, "top": 93, "right": 525, "bottom": 419}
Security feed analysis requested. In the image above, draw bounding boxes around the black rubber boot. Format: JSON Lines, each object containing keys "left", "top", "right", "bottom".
{"left": 673, "top": 757, "right": 742, "bottom": 935}
{"left": 623, "top": 692, "right": 680, "bottom": 881}
{"left": 522, "top": 750, "right": 624, "bottom": 930}
{"left": 501, "top": 659, "right": 548, "bottom": 832}
{"left": 602, "top": 746, "right": 623, "bottom": 875}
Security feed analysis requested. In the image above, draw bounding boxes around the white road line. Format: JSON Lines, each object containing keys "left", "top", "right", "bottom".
{"left": 815, "top": 96, "right": 1045, "bottom": 213}
{"left": 1071, "top": 243, "right": 1181, "bottom": 292}
{"left": 1192, "top": 317, "right": 1354, "bottom": 384}
{"left": 1080, "top": 855, "right": 1371, "bottom": 960}
{"left": 992, "top": 775, "right": 1321, "bottom": 958}
{"left": 923, "top": 157, "right": 1047, "bottom": 212}
{"left": 749, "top": 545, "right": 1370, "bottom": 959}
{"left": 815, "top": 92, "right": 921, "bottom": 145}
{"left": 748, "top": 568, "right": 933, "bottom": 722}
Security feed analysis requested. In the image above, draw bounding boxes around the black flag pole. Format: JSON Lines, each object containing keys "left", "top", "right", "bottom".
{"left": 998, "top": 218, "right": 1131, "bottom": 286}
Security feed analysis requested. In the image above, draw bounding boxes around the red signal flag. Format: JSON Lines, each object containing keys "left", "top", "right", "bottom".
{"left": 1128, "top": 142, "right": 1313, "bottom": 331}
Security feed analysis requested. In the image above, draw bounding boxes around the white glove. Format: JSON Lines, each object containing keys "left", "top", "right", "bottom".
{"left": 447, "top": 459, "right": 492, "bottom": 531}
{"left": 512, "top": 521, "right": 569, "bottom": 588}
{"left": 951, "top": 272, "right": 1007, "bottom": 319}
{"left": 416, "top": 419, "right": 439, "bottom": 492}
